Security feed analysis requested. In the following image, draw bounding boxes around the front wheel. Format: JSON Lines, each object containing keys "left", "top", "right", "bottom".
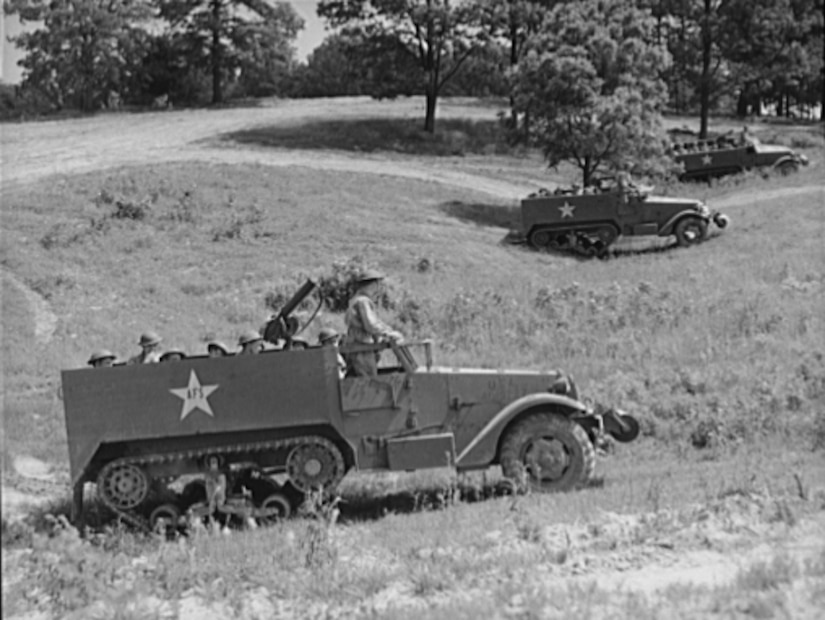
{"left": 675, "top": 217, "right": 708, "bottom": 247}
{"left": 500, "top": 412, "right": 595, "bottom": 492}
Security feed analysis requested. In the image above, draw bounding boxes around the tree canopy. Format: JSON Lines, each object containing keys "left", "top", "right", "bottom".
{"left": 512, "top": 0, "right": 672, "bottom": 186}
{"left": 317, "top": 0, "right": 488, "bottom": 132}
{"left": 5, "top": 0, "right": 152, "bottom": 111}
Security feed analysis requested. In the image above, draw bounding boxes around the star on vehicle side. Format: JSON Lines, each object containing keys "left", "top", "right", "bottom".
{"left": 170, "top": 370, "right": 219, "bottom": 421}
{"left": 559, "top": 202, "right": 575, "bottom": 218}
{"left": 701, "top": 154, "right": 713, "bottom": 165}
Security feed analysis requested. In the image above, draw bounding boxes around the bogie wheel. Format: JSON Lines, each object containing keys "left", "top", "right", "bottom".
{"left": 500, "top": 412, "right": 595, "bottom": 492}
{"left": 674, "top": 217, "right": 708, "bottom": 247}
{"left": 149, "top": 503, "right": 181, "bottom": 534}
{"left": 257, "top": 493, "right": 291, "bottom": 525}
{"left": 97, "top": 462, "right": 151, "bottom": 510}
{"left": 286, "top": 437, "right": 345, "bottom": 494}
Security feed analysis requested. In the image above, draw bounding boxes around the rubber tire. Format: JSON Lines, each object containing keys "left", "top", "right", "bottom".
{"left": 776, "top": 161, "right": 798, "bottom": 176}
{"left": 500, "top": 412, "right": 595, "bottom": 492}
{"left": 674, "top": 217, "right": 708, "bottom": 247}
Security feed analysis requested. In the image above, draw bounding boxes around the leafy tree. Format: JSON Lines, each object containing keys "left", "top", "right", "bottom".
{"left": 477, "top": 0, "right": 558, "bottom": 135}
{"left": 317, "top": 0, "right": 488, "bottom": 132}
{"left": 511, "top": 0, "right": 671, "bottom": 186}
{"left": 156, "top": 0, "right": 304, "bottom": 104}
{"left": 4, "top": 0, "right": 152, "bottom": 111}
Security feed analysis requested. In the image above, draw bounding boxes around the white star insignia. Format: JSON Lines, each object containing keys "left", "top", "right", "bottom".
{"left": 701, "top": 154, "right": 713, "bottom": 165}
{"left": 170, "top": 370, "right": 219, "bottom": 421}
{"left": 559, "top": 202, "right": 575, "bottom": 218}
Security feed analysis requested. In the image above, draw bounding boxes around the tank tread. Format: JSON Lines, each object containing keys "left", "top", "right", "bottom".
{"left": 95, "top": 436, "right": 328, "bottom": 531}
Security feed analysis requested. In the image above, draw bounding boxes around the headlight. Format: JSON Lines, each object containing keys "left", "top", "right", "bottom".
{"left": 697, "top": 203, "right": 710, "bottom": 217}
{"left": 799, "top": 154, "right": 809, "bottom": 165}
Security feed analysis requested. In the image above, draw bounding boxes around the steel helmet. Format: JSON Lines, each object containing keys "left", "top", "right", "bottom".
{"left": 207, "top": 340, "right": 230, "bottom": 355}
{"left": 160, "top": 347, "right": 186, "bottom": 362}
{"left": 318, "top": 327, "right": 339, "bottom": 343}
{"left": 88, "top": 349, "right": 116, "bottom": 365}
{"left": 238, "top": 329, "right": 263, "bottom": 346}
{"left": 138, "top": 331, "right": 162, "bottom": 347}
{"left": 355, "top": 268, "right": 385, "bottom": 284}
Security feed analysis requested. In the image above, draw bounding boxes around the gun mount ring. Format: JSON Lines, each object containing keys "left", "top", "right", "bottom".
{"left": 286, "top": 437, "right": 345, "bottom": 493}
{"left": 97, "top": 462, "right": 150, "bottom": 510}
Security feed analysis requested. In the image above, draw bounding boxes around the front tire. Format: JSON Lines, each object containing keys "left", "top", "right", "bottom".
{"left": 500, "top": 412, "right": 595, "bottom": 492}
{"left": 675, "top": 217, "right": 708, "bottom": 247}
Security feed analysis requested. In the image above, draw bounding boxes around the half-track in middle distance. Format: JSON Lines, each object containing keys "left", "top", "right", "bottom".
{"left": 518, "top": 178, "right": 729, "bottom": 257}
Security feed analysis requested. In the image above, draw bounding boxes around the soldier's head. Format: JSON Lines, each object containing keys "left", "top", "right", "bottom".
{"left": 238, "top": 329, "right": 263, "bottom": 354}
{"left": 207, "top": 341, "right": 230, "bottom": 358}
{"left": 355, "top": 269, "right": 385, "bottom": 296}
{"left": 318, "top": 327, "right": 340, "bottom": 348}
{"left": 138, "top": 331, "right": 162, "bottom": 351}
{"left": 160, "top": 348, "right": 186, "bottom": 363}
{"left": 88, "top": 349, "right": 116, "bottom": 368}
{"left": 206, "top": 455, "right": 221, "bottom": 471}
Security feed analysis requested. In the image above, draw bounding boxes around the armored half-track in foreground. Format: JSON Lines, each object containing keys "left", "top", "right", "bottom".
{"left": 517, "top": 180, "right": 729, "bottom": 257}
{"left": 672, "top": 135, "right": 808, "bottom": 180}
{"left": 62, "top": 283, "right": 639, "bottom": 530}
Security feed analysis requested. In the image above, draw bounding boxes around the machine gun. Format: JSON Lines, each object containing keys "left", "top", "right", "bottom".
{"left": 262, "top": 279, "right": 318, "bottom": 348}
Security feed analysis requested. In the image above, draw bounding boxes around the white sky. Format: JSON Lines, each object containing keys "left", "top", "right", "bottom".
{"left": 1, "top": 1, "right": 327, "bottom": 84}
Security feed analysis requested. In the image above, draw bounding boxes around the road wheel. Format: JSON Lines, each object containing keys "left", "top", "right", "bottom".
{"left": 675, "top": 217, "right": 708, "bottom": 247}
{"left": 500, "top": 412, "right": 595, "bottom": 492}
{"left": 528, "top": 229, "right": 551, "bottom": 249}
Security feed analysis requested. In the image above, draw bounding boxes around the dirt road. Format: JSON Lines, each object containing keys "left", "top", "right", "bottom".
{"left": 1, "top": 97, "right": 535, "bottom": 200}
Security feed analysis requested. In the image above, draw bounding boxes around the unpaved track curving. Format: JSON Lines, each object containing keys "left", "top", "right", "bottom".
{"left": 1, "top": 97, "right": 534, "bottom": 200}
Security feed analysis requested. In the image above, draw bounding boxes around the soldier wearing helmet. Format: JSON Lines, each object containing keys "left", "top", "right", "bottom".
{"left": 318, "top": 327, "right": 347, "bottom": 379}
{"left": 88, "top": 349, "right": 117, "bottom": 368}
{"left": 207, "top": 341, "right": 231, "bottom": 358}
{"left": 344, "top": 269, "right": 404, "bottom": 377}
{"left": 238, "top": 329, "right": 264, "bottom": 355}
{"left": 128, "top": 332, "right": 163, "bottom": 365}
{"left": 160, "top": 347, "right": 186, "bottom": 362}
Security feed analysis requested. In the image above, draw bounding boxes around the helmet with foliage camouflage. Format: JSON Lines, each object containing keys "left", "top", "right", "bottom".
{"left": 355, "top": 268, "right": 385, "bottom": 284}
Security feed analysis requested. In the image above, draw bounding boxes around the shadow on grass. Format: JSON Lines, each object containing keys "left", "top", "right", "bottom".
{"left": 223, "top": 117, "right": 515, "bottom": 157}
{"left": 439, "top": 200, "right": 520, "bottom": 229}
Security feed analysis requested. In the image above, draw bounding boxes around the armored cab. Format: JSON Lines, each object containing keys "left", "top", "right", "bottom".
{"left": 672, "top": 136, "right": 808, "bottom": 180}
{"left": 62, "top": 284, "right": 640, "bottom": 530}
{"left": 520, "top": 181, "right": 729, "bottom": 256}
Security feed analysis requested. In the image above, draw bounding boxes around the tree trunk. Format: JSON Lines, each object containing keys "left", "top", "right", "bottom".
{"left": 211, "top": 0, "right": 223, "bottom": 104}
{"left": 508, "top": 2, "right": 519, "bottom": 128}
{"left": 736, "top": 89, "right": 748, "bottom": 117}
{"left": 423, "top": 4, "right": 436, "bottom": 133}
{"left": 424, "top": 85, "right": 437, "bottom": 133}
{"left": 699, "top": 0, "right": 712, "bottom": 139}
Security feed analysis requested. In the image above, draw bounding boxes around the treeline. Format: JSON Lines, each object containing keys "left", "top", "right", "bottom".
{"left": 4, "top": 0, "right": 823, "bottom": 131}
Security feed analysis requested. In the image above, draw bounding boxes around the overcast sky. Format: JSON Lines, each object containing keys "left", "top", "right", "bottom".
{"left": 1, "top": 1, "right": 327, "bottom": 84}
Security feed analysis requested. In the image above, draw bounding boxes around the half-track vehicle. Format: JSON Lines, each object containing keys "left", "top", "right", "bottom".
{"left": 672, "top": 135, "right": 808, "bottom": 180}
{"left": 62, "top": 281, "right": 640, "bottom": 530}
{"left": 518, "top": 179, "right": 729, "bottom": 257}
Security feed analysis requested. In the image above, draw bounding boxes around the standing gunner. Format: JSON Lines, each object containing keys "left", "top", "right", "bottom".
{"left": 128, "top": 332, "right": 163, "bottom": 365}
{"left": 344, "top": 269, "right": 404, "bottom": 377}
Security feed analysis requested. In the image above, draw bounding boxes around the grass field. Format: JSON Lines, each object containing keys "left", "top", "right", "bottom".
{"left": 1, "top": 100, "right": 824, "bottom": 619}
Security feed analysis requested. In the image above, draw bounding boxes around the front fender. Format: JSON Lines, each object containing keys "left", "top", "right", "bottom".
{"left": 454, "top": 393, "right": 586, "bottom": 469}
{"left": 772, "top": 155, "right": 805, "bottom": 168}
{"left": 659, "top": 210, "right": 710, "bottom": 237}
